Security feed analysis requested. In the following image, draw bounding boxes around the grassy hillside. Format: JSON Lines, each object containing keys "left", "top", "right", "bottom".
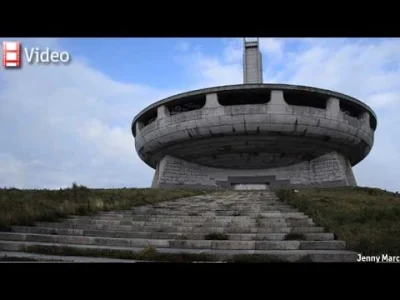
{"left": 276, "top": 187, "right": 400, "bottom": 255}
{"left": 1, "top": 184, "right": 398, "bottom": 258}
{"left": 0, "top": 183, "right": 207, "bottom": 229}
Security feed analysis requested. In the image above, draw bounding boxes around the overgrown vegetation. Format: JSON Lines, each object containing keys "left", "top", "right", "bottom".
{"left": 0, "top": 183, "right": 208, "bottom": 229}
{"left": 276, "top": 187, "right": 400, "bottom": 255}
{"left": 204, "top": 233, "right": 229, "bottom": 240}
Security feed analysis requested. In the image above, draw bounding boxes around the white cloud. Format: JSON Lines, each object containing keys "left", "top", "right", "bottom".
{"left": 1, "top": 37, "right": 399, "bottom": 192}
{"left": 0, "top": 38, "right": 162, "bottom": 188}
{"left": 78, "top": 119, "right": 134, "bottom": 160}
{"left": 366, "top": 92, "right": 398, "bottom": 109}
{"left": 259, "top": 38, "right": 283, "bottom": 56}
{"left": 222, "top": 38, "right": 243, "bottom": 63}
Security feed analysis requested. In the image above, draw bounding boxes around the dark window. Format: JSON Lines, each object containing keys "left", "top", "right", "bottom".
{"left": 370, "top": 117, "right": 377, "bottom": 131}
{"left": 166, "top": 94, "right": 206, "bottom": 115}
{"left": 340, "top": 100, "right": 361, "bottom": 118}
{"left": 140, "top": 110, "right": 157, "bottom": 126}
{"left": 218, "top": 89, "right": 271, "bottom": 106}
{"left": 283, "top": 90, "right": 327, "bottom": 109}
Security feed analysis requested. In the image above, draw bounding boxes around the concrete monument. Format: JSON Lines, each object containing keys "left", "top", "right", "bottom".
{"left": 131, "top": 38, "right": 377, "bottom": 190}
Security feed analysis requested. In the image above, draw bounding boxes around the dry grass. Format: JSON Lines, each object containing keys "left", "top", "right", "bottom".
{"left": 276, "top": 187, "right": 400, "bottom": 255}
{"left": 0, "top": 183, "right": 208, "bottom": 229}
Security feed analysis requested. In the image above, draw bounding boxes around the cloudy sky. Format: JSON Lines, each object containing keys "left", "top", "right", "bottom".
{"left": 0, "top": 38, "right": 399, "bottom": 191}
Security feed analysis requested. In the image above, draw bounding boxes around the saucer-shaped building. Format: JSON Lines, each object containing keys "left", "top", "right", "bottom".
{"left": 132, "top": 38, "right": 377, "bottom": 190}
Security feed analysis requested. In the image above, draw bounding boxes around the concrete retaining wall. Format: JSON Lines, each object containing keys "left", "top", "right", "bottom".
{"left": 154, "top": 152, "right": 356, "bottom": 189}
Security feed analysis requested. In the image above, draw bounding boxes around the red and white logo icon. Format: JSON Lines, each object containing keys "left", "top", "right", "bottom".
{"left": 2, "top": 41, "right": 21, "bottom": 68}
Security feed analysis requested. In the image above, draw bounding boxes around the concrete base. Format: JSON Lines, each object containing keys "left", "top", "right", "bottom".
{"left": 153, "top": 152, "right": 357, "bottom": 189}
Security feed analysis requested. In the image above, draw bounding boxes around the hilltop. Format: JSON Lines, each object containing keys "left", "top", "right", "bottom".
{"left": 0, "top": 184, "right": 398, "bottom": 260}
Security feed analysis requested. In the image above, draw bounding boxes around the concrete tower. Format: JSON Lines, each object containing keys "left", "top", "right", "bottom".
{"left": 243, "top": 38, "right": 263, "bottom": 84}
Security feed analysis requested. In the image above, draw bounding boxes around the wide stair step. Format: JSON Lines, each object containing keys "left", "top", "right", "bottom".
{"left": 9, "top": 227, "right": 335, "bottom": 241}
{"left": 0, "top": 191, "right": 357, "bottom": 262}
{"left": 0, "top": 240, "right": 357, "bottom": 262}
{"left": 31, "top": 222, "right": 322, "bottom": 234}
{"left": 0, "top": 232, "right": 345, "bottom": 250}
{"left": 0, "top": 251, "right": 143, "bottom": 262}
{"left": 70, "top": 212, "right": 310, "bottom": 221}
{"left": 53, "top": 218, "right": 315, "bottom": 227}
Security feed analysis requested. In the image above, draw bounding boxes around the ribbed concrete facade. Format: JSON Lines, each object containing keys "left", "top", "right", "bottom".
{"left": 155, "top": 151, "right": 357, "bottom": 189}
{"left": 132, "top": 39, "right": 377, "bottom": 190}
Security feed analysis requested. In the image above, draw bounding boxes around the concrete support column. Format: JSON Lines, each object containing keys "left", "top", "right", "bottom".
{"left": 151, "top": 162, "right": 160, "bottom": 188}
{"left": 205, "top": 93, "right": 220, "bottom": 108}
{"left": 135, "top": 121, "right": 144, "bottom": 133}
{"left": 157, "top": 105, "right": 169, "bottom": 119}
{"left": 268, "top": 90, "right": 288, "bottom": 113}
{"left": 359, "top": 111, "right": 370, "bottom": 128}
{"left": 326, "top": 97, "right": 340, "bottom": 119}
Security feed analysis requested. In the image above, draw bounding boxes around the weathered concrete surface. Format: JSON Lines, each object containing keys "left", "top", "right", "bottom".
{"left": 135, "top": 89, "right": 375, "bottom": 169}
{"left": 0, "top": 251, "right": 142, "bottom": 262}
{"left": 153, "top": 152, "right": 356, "bottom": 189}
{"left": 243, "top": 38, "right": 263, "bottom": 84}
{"left": 0, "top": 191, "right": 358, "bottom": 262}
{"left": 132, "top": 84, "right": 377, "bottom": 130}
{"left": 132, "top": 84, "right": 376, "bottom": 189}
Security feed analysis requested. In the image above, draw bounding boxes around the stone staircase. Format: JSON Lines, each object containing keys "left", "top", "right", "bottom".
{"left": 0, "top": 191, "right": 358, "bottom": 262}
